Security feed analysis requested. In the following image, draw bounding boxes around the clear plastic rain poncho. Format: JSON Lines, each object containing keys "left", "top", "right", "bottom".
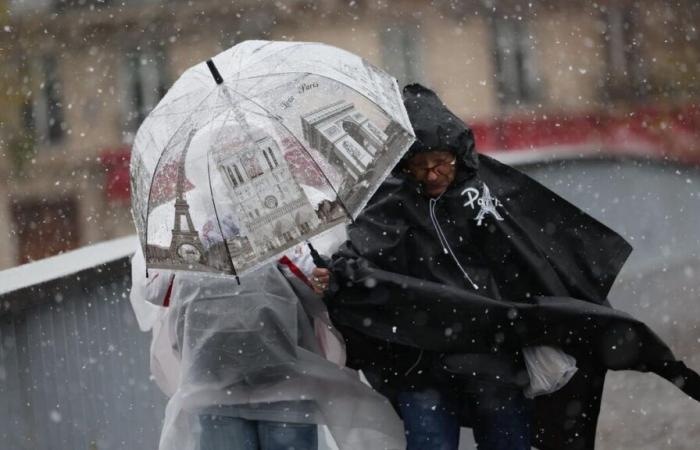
{"left": 129, "top": 230, "right": 406, "bottom": 450}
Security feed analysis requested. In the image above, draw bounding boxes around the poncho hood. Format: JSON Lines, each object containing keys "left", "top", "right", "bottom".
{"left": 401, "top": 83, "right": 479, "bottom": 174}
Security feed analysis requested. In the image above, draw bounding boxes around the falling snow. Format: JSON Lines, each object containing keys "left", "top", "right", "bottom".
{"left": 1, "top": 1, "right": 699, "bottom": 449}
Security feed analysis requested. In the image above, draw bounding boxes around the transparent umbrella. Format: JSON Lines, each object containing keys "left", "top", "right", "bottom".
{"left": 130, "top": 40, "right": 415, "bottom": 279}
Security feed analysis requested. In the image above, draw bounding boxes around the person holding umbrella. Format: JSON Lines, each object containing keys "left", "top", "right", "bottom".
{"left": 130, "top": 238, "right": 407, "bottom": 450}
{"left": 127, "top": 41, "right": 422, "bottom": 450}
{"left": 311, "top": 83, "right": 700, "bottom": 450}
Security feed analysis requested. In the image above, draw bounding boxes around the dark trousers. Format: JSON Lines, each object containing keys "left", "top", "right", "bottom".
{"left": 198, "top": 415, "right": 318, "bottom": 450}
{"left": 397, "top": 386, "right": 532, "bottom": 450}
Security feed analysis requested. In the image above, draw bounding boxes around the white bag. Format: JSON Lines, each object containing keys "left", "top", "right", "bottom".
{"left": 523, "top": 346, "right": 578, "bottom": 398}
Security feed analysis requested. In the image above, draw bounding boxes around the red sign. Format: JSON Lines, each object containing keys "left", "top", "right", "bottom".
{"left": 100, "top": 103, "right": 700, "bottom": 200}
{"left": 101, "top": 148, "right": 131, "bottom": 201}
{"left": 474, "top": 104, "right": 700, "bottom": 165}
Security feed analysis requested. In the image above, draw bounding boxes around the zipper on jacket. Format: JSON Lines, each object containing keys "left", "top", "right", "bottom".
{"left": 429, "top": 196, "right": 479, "bottom": 290}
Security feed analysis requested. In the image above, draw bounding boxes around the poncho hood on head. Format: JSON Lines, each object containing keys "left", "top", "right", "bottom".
{"left": 402, "top": 83, "right": 479, "bottom": 173}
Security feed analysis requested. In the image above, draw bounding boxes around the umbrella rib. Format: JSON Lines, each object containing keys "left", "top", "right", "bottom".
{"left": 228, "top": 73, "right": 308, "bottom": 102}
{"left": 221, "top": 83, "right": 354, "bottom": 222}
{"left": 202, "top": 101, "right": 243, "bottom": 279}
{"left": 206, "top": 146, "right": 239, "bottom": 282}
{"left": 228, "top": 42, "right": 308, "bottom": 83}
{"left": 222, "top": 43, "right": 392, "bottom": 117}
{"left": 224, "top": 70, "right": 405, "bottom": 129}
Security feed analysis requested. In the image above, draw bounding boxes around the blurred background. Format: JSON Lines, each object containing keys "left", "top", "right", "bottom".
{"left": 1, "top": 0, "right": 699, "bottom": 268}
{"left": 0, "top": 1, "right": 698, "bottom": 449}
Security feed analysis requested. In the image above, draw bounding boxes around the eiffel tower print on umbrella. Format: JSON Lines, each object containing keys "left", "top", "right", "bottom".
{"left": 168, "top": 130, "right": 207, "bottom": 266}
{"left": 143, "top": 128, "right": 214, "bottom": 272}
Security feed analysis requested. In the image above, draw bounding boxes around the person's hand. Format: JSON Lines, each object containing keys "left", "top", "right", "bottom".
{"left": 311, "top": 268, "right": 331, "bottom": 295}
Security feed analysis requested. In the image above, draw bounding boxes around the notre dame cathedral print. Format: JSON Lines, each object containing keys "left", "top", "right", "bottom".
{"left": 217, "top": 129, "right": 344, "bottom": 272}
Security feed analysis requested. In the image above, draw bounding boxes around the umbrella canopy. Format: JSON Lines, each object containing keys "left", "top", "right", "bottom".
{"left": 130, "top": 40, "right": 414, "bottom": 277}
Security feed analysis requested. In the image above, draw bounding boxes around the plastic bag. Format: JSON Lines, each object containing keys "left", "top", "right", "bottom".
{"left": 523, "top": 346, "right": 578, "bottom": 398}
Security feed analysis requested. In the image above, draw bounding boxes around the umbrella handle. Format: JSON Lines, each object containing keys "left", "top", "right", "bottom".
{"left": 307, "top": 242, "right": 329, "bottom": 269}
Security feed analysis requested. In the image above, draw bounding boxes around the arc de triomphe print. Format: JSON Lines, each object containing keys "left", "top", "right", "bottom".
{"left": 301, "top": 100, "right": 390, "bottom": 191}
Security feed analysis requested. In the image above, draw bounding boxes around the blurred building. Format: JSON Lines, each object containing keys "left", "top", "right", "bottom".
{"left": 0, "top": 0, "right": 698, "bottom": 269}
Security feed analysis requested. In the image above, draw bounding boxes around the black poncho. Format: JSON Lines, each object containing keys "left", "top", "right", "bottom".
{"left": 326, "top": 84, "right": 700, "bottom": 449}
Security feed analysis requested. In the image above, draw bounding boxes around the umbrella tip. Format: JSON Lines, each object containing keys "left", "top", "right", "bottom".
{"left": 206, "top": 59, "right": 224, "bottom": 85}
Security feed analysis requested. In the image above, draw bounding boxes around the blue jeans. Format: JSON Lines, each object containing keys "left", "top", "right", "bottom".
{"left": 397, "top": 386, "right": 531, "bottom": 450}
{"left": 198, "top": 415, "right": 318, "bottom": 450}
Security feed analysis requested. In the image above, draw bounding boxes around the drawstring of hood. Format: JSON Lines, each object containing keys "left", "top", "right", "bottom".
{"left": 429, "top": 196, "right": 479, "bottom": 290}
{"left": 428, "top": 195, "right": 450, "bottom": 255}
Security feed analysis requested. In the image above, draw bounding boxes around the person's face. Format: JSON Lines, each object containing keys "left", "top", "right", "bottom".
{"left": 404, "top": 150, "right": 457, "bottom": 197}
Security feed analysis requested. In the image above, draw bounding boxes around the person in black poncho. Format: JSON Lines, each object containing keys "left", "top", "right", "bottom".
{"left": 311, "top": 84, "right": 700, "bottom": 450}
